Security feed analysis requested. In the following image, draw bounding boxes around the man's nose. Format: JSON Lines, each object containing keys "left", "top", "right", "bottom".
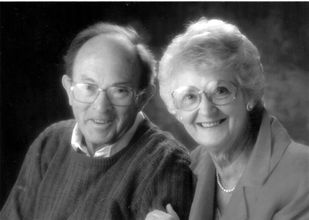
{"left": 198, "top": 92, "right": 217, "bottom": 115}
{"left": 91, "top": 90, "right": 113, "bottom": 112}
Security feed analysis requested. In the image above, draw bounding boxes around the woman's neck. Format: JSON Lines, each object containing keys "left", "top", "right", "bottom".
{"left": 210, "top": 121, "right": 254, "bottom": 182}
{"left": 213, "top": 146, "right": 250, "bottom": 184}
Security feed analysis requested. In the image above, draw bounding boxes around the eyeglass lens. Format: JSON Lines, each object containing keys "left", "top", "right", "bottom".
{"left": 172, "top": 80, "right": 237, "bottom": 111}
{"left": 72, "top": 83, "right": 134, "bottom": 106}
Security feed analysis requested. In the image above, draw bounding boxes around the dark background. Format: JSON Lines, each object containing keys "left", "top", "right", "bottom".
{"left": 1, "top": 2, "right": 309, "bottom": 208}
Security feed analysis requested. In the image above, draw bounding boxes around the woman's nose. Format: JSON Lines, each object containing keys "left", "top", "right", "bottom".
{"left": 198, "top": 92, "right": 217, "bottom": 115}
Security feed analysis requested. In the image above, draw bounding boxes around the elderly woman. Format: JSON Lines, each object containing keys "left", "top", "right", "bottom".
{"left": 146, "top": 18, "right": 309, "bottom": 220}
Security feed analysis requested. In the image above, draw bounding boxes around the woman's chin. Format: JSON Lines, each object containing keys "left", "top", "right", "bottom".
{"left": 195, "top": 134, "right": 229, "bottom": 153}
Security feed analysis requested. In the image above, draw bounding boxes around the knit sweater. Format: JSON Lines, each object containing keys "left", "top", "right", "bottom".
{"left": 0, "top": 119, "right": 194, "bottom": 220}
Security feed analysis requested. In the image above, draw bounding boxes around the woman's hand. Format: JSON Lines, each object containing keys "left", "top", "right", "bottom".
{"left": 145, "top": 204, "right": 180, "bottom": 220}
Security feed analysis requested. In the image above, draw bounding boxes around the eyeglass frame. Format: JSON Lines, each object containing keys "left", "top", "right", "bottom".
{"left": 171, "top": 80, "right": 239, "bottom": 112}
{"left": 69, "top": 81, "right": 146, "bottom": 106}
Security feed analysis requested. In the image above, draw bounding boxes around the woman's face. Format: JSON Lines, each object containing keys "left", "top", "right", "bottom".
{"left": 170, "top": 64, "right": 252, "bottom": 154}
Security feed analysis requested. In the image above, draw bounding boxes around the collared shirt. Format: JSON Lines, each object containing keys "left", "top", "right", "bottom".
{"left": 71, "top": 112, "right": 144, "bottom": 158}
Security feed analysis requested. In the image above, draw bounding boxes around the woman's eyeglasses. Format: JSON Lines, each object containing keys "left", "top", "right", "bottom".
{"left": 171, "top": 80, "right": 238, "bottom": 111}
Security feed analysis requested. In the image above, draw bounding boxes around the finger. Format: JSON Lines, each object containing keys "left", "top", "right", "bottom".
{"left": 145, "top": 212, "right": 161, "bottom": 220}
{"left": 145, "top": 210, "right": 170, "bottom": 219}
{"left": 166, "top": 204, "right": 179, "bottom": 217}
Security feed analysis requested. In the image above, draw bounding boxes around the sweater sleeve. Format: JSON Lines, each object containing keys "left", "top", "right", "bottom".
{"left": 135, "top": 144, "right": 195, "bottom": 220}
{"left": 0, "top": 128, "right": 51, "bottom": 220}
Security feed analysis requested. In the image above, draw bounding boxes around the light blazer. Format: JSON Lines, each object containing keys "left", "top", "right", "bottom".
{"left": 189, "top": 112, "right": 309, "bottom": 220}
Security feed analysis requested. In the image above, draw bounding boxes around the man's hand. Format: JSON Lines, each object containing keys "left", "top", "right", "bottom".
{"left": 145, "top": 204, "right": 180, "bottom": 220}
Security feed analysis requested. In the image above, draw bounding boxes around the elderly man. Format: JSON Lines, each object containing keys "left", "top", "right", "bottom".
{"left": 0, "top": 22, "right": 194, "bottom": 220}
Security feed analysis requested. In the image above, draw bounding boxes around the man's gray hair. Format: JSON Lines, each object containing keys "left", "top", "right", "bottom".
{"left": 64, "top": 22, "right": 156, "bottom": 91}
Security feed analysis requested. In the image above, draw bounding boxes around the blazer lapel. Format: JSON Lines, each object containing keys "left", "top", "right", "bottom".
{"left": 221, "top": 186, "right": 248, "bottom": 220}
{"left": 222, "top": 112, "right": 291, "bottom": 220}
{"left": 219, "top": 113, "right": 272, "bottom": 220}
{"left": 240, "top": 112, "right": 291, "bottom": 187}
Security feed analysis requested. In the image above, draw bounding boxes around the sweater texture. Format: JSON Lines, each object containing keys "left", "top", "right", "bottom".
{"left": 1, "top": 119, "right": 194, "bottom": 220}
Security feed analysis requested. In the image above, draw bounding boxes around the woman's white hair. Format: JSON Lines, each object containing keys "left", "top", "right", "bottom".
{"left": 158, "top": 18, "right": 265, "bottom": 113}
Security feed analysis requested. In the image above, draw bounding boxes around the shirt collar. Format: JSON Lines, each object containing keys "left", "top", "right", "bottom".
{"left": 71, "top": 111, "right": 145, "bottom": 158}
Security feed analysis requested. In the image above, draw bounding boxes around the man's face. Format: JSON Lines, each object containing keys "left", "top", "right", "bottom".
{"left": 63, "top": 35, "right": 142, "bottom": 150}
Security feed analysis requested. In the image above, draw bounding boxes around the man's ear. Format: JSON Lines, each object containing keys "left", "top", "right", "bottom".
{"left": 62, "top": 75, "right": 73, "bottom": 106}
{"left": 136, "top": 85, "right": 156, "bottom": 110}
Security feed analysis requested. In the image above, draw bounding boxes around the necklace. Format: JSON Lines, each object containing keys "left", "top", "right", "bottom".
{"left": 216, "top": 171, "right": 236, "bottom": 193}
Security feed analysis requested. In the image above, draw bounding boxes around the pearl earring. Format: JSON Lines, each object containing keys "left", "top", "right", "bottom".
{"left": 246, "top": 103, "right": 253, "bottom": 111}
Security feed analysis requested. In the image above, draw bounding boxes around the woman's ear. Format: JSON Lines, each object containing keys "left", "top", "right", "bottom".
{"left": 175, "top": 112, "right": 183, "bottom": 121}
{"left": 167, "top": 104, "right": 177, "bottom": 115}
{"left": 246, "top": 98, "right": 256, "bottom": 112}
{"left": 62, "top": 75, "right": 73, "bottom": 106}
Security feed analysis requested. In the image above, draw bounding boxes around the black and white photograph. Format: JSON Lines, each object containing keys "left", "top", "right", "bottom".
{"left": 1, "top": 2, "right": 309, "bottom": 219}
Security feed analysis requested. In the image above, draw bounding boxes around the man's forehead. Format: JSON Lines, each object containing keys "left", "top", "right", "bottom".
{"left": 72, "top": 33, "right": 142, "bottom": 83}
{"left": 77, "top": 34, "right": 137, "bottom": 60}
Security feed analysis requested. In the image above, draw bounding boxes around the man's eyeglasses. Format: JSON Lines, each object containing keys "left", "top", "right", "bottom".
{"left": 70, "top": 82, "right": 141, "bottom": 106}
{"left": 171, "top": 80, "right": 238, "bottom": 111}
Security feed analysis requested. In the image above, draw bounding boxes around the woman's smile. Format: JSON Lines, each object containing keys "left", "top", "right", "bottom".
{"left": 197, "top": 118, "right": 227, "bottom": 128}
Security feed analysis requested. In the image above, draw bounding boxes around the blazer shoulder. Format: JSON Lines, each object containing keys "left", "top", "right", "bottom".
{"left": 285, "top": 141, "right": 309, "bottom": 171}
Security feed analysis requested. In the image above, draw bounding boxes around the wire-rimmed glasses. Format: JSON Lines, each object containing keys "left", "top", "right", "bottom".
{"left": 171, "top": 80, "right": 238, "bottom": 111}
{"left": 70, "top": 82, "right": 141, "bottom": 106}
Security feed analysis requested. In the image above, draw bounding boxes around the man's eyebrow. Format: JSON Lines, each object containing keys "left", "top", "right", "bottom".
{"left": 112, "top": 82, "right": 135, "bottom": 87}
{"left": 78, "top": 76, "right": 96, "bottom": 83}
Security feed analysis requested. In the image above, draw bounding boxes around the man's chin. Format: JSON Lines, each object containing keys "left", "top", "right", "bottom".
{"left": 85, "top": 133, "right": 114, "bottom": 147}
